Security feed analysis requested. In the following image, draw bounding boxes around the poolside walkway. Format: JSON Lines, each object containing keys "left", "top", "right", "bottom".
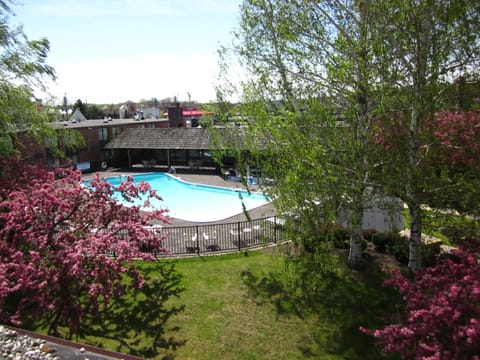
{"left": 82, "top": 168, "right": 277, "bottom": 227}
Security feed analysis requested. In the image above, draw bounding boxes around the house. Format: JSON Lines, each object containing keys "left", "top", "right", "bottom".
{"left": 69, "top": 108, "right": 87, "bottom": 123}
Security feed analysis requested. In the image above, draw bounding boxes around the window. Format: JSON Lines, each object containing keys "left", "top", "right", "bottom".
{"left": 98, "top": 128, "right": 109, "bottom": 141}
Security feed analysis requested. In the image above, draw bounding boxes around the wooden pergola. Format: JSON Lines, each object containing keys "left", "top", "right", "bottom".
{"left": 105, "top": 127, "right": 246, "bottom": 168}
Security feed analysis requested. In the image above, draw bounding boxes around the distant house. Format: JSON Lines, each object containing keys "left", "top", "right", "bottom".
{"left": 137, "top": 107, "right": 161, "bottom": 120}
{"left": 165, "top": 105, "right": 213, "bottom": 128}
{"left": 69, "top": 109, "right": 87, "bottom": 123}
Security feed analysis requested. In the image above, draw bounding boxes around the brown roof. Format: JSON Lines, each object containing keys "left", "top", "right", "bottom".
{"left": 105, "top": 127, "right": 245, "bottom": 150}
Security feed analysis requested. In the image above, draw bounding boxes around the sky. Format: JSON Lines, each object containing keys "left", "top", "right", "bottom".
{"left": 12, "top": 0, "right": 242, "bottom": 105}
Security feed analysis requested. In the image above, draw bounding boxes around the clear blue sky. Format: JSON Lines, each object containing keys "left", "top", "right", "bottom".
{"left": 12, "top": 0, "right": 241, "bottom": 105}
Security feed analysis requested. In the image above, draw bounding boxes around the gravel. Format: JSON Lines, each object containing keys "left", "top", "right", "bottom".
{"left": 0, "top": 325, "right": 60, "bottom": 359}
{"left": 0, "top": 326, "right": 123, "bottom": 360}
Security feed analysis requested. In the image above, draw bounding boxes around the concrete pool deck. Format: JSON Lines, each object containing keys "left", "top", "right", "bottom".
{"left": 82, "top": 168, "right": 277, "bottom": 227}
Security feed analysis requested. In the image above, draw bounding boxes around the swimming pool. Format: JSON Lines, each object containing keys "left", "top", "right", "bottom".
{"left": 101, "top": 173, "right": 270, "bottom": 222}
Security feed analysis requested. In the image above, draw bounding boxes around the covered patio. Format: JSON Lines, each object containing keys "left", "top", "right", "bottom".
{"left": 104, "top": 127, "right": 237, "bottom": 172}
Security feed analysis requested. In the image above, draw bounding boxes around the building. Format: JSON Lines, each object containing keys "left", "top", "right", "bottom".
{"left": 166, "top": 104, "right": 213, "bottom": 128}
{"left": 104, "top": 127, "right": 222, "bottom": 170}
{"left": 18, "top": 103, "right": 217, "bottom": 172}
{"left": 19, "top": 111, "right": 169, "bottom": 172}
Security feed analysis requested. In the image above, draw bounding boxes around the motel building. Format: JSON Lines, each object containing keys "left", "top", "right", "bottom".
{"left": 18, "top": 103, "right": 231, "bottom": 173}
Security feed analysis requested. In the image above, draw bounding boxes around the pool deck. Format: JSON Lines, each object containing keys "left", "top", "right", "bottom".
{"left": 82, "top": 168, "right": 277, "bottom": 227}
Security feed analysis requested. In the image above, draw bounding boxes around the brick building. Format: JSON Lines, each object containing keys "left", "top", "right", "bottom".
{"left": 19, "top": 111, "right": 169, "bottom": 172}
{"left": 17, "top": 101, "right": 228, "bottom": 172}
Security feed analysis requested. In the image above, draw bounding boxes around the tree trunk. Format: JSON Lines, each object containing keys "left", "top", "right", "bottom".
{"left": 348, "top": 192, "right": 366, "bottom": 270}
{"left": 407, "top": 198, "right": 423, "bottom": 273}
{"left": 405, "top": 3, "right": 432, "bottom": 274}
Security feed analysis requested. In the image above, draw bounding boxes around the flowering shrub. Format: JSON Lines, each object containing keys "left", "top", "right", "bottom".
{"left": 361, "top": 250, "right": 480, "bottom": 359}
{"left": 425, "top": 110, "right": 480, "bottom": 169}
{"left": 0, "top": 157, "right": 170, "bottom": 334}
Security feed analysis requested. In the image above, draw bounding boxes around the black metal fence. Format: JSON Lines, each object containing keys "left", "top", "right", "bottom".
{"left": 147, "top": 216, "right": 286, "bottom": 257}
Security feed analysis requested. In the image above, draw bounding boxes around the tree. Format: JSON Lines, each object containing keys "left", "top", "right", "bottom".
{"left": 219, "top": 0, "right": 480, "bottom": 273}
{"left": 369, "top": 0, "right": 480, "bottom": 272}
{"left": 361, "top": 250, "right": 480, "bottom": 359}
{"left": 0, "top": 1, "right": 79, "bottom": 157}
{"left": 0, "top": 157, "right": 171, "bottom": 335}
{"left": 72, "top": 99, "right": 88, "bottom": 115}
{"left": 216, "top": 0, "right": 396, "bottom": 269}
{"left": 421, "top": 110, "right": 480, "bottom": 217}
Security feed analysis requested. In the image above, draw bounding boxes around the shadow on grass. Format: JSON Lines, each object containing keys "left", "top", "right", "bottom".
{"left": 79, "top": 260, "right": 186, "bottom": 359}
{"left": 241, "top": 252, "right": 402, "bottom": 359}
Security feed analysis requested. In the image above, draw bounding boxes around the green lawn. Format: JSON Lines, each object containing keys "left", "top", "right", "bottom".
{"left": 40, "top": 246, "right": 400, "bottom": 359}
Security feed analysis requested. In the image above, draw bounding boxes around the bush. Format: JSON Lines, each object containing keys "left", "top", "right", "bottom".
{"left": 455, "top": 236, "right": 480, "bottom": 257}
{"left": 362, "top": 250, "right": 480, "bottom": 359}
{"left": 372, "top": 232, "right": 398, "bottom": 252}
{"left": 328, "top": 224, "right": 351, "bottom": 249}
{"left": 385, "top": 236, "right": 409, "bottom": 265}
{"left": 372, "top": 231, "right": 442, "bottom": 267}
{"left": 421, "top": 242, "right": 441, "bottom": 268}
{"left": 303, "top": 224, "right": 350, "bottom": 252}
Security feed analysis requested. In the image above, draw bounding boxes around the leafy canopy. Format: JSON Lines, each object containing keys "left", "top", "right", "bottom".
{"left": 0, "top": 157, "right": 171, "bottom": 335}
{"left": 0, "top": 0, "right": 80, "bottom": 157}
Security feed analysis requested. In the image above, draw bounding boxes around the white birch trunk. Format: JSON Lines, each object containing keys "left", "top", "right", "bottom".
{"left": 348, "top": 191, "right": 366, "bottom": 270}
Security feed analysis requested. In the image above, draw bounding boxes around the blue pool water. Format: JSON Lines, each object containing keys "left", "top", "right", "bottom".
{"left": 97, "top": 173, "right": 269, "bottom": 222}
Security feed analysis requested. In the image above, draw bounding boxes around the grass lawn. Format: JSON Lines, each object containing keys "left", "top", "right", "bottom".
{"left": 36, "top": 245, "right": 401, "bottom": 359}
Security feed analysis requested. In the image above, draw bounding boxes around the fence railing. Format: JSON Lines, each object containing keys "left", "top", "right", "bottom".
{"left": 145, "top": 216, "right": 286, "bottom": 257}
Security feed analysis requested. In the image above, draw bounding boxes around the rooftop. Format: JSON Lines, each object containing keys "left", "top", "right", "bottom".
{"left": 53, "top": 117, "right": 169, "bottom": 130}
{"left": 104, "top": 127, "right": 250, "bottom": 150}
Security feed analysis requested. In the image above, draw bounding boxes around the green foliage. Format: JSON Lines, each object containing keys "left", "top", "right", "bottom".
{"left": 0, "top": 2, "right": 78, "bottom": 157}
{"left": 372, "top": 232, "right": 410, "bottom": 265}
{"left": 303, "top": 224, "right": 351, "bottom": 252}
{"left": 372, "top": 232, "right": 396, "bottom": 252}
{"left": 362, "top": 228, "right": 378, "bottom": 242}
{"left": 385, "top": 236, "right": 409, "bottom": 265}
{"left": 372, "top": 231, "right": 442, "bottom": 267}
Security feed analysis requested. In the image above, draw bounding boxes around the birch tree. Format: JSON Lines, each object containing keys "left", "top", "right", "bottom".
{"left": 218, "top": 0, "right": 480, "bottom": 273}
{"left": 217, "top": 0, "right": 387, "bottom": 269}
{"left": 372, "top": 0, "right": 480, "bottom": 272}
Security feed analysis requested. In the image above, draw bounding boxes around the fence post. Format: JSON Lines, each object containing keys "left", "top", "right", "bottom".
{"left": 274, "top": 216, "right": 277, "bottom": 243}
{"left": 237, "top": 222, "right": 242, "bottom": 250}
{"left": 196, "top": 225, "right": 200, "bottom": 255}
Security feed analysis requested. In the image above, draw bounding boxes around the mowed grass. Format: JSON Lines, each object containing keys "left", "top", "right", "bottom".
{"left": 39, "top": 246, "right": 399, "bottom": 359}
{"left": 140, "top": 246, "right": 397, "bottom": 359}
{"left": 163, "top": 248, "right": 319, "bottom": 360}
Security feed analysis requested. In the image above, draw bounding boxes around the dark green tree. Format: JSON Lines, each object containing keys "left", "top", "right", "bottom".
{"left": 0, "top": 0, "right": 80, "bottom": 157}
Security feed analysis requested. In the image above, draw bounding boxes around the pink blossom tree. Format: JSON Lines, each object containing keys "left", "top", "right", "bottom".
{"left": 426, "top": 110, "right": 480, "bottom": 169}
{"left": 0, "top": 157, "right": 171, "bottom": 335}
{"left": 421, "top": 110, "right": 480, "bottom": 216}
{"left": 361, "top": 250, "right": 480, "bottom": 359}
